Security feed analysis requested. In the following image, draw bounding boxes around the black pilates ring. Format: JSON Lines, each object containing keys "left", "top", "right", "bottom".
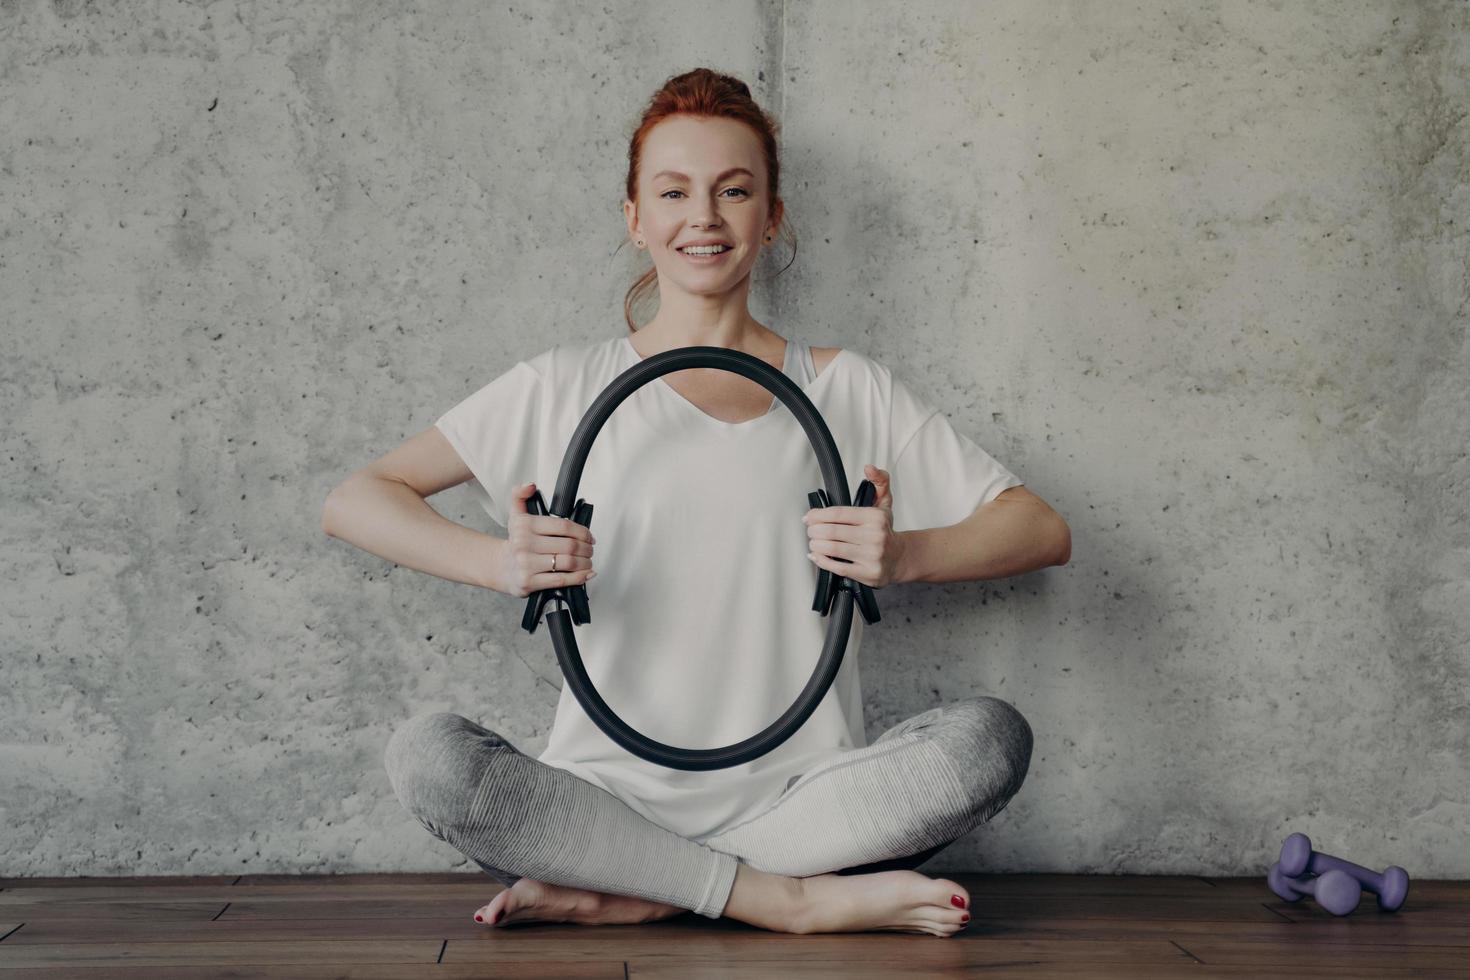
{"left": 519, "top": 345, "right": 882, "bottom": 771}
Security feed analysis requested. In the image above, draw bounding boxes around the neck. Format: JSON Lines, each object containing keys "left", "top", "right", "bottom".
{"left": 635, "top": 287, "right": 777, "bottom": 354}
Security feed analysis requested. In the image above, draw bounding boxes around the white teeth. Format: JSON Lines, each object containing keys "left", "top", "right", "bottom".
{"left": 680, "top": 245, "right": 730, "bottom": 255}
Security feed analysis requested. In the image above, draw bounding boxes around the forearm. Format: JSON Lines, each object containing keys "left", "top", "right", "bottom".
{"left": 322, "top": 474, "right": 508, "bottom": 592}
{"left": 895, "top": 501, "right": 1068, "bottom": 585}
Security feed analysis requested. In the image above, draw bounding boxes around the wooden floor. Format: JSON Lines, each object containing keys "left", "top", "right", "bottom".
{"left": 0, "top": 873, "right": 1466, "bottom": 978}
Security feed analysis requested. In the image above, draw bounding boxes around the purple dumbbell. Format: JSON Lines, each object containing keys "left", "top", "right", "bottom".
{"left": 1279, "top": 833, "right": 1410, "bottom": 912}
{"left": 1268, "top": 861, "right": 1362, "bottom": 916}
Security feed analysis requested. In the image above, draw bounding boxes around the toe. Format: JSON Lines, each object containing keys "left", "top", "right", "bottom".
{"left": 920, "top": 914, "right": 964, "bottom": 937}
{"left": 480, "top": 891, "right": 511, "bottom": 925}
{"left": 937, "top": 881, "right": 969, "bottom": 911}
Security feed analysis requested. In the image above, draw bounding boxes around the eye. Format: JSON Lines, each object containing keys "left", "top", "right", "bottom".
{"left": 659, "top": 187, "right": 750, "bottom": 200}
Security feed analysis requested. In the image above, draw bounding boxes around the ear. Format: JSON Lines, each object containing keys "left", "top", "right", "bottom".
{"left": 623, "top": 199, "right": 638, "bottom": 241}
{"left": 767, "top": 197, "right": 785, "bottom": 239}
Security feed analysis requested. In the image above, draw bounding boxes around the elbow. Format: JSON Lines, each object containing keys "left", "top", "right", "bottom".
{"left": 1050, "top": 517, "right": 1072, "bottom": 566}
{"left": 322, "top": 490, "right": 338, "bottom": 538}
{"left": 322, "top": 482, "right": 349, "bottom": 538}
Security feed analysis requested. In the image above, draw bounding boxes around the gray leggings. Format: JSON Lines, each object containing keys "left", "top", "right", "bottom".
{"left": 384, "top": 696, "right": 1033, "bottom": 919}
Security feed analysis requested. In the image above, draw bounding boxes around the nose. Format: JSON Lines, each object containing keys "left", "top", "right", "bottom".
{"left": 692, "top": 196, "right": 721, "bottom": 230}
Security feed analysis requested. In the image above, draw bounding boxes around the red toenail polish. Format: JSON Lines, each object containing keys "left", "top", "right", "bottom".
{"left": 474, "top": 914, "right": 483, "bottom": 922}
{"left": 961, "top": 913, "right": 970, "bottom": 922}
{"left": 951, "top": 895, "right": 966, "bottom": 909}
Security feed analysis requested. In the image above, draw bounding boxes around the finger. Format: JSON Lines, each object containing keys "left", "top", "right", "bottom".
{"left": 809, "top": 548, "right": 863, "bottom": 577}
{"left": 533, "top": 555, "right": 595, "bottom": 580}
{"left": 864, "top": 465, "right": 893, "bottom": 505}
{"left": 811, "top": 511, "right": 864, "bottom": 525}
{"left": 530, "top": 567, "right": 596, "bottom": 591}
{"left": 511, "top": 482, "right": 538, "bottom": 515}
{"left": 542, "top": 552, "right": 589, "bottom": 573}
{"left": 538, "top": 534, "right": 594, "bottom": 559}
{"left": 806, "top": 506, "right": 874, "bottom": 526}
{"left": 534, "top": 514, "right": 596, "bottom": 546}
{"left": 808, "top": 522, "right": 879, "bottom": 547}
{"left": 810, "top": 539, "right": 859, "bottom": 562}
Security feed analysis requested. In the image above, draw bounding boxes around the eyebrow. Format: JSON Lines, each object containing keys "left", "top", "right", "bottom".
{"left": 650, "top": 167, "right": 755, "bottom": 183}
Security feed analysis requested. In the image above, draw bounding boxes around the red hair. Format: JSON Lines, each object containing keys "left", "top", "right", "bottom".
{"left": 622, "top": 68, "right": 797, "bottom": 332}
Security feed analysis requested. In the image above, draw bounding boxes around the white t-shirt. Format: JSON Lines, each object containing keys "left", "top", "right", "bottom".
{"left": 434, "top": 334, "right": 1023, "bottom": 842}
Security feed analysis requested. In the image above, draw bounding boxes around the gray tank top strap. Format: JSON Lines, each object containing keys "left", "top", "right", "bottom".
{"left": 763, "top": 336, "right": 810, "bottom": 418}
{"left": 782, "top": 335, "right": 815, "bottom": 385}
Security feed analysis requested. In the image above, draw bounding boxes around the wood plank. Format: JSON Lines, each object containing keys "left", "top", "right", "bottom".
{"left": 35, "top": 912, "right": 1470, "bottom": 949}
{"left": 18, "top": 966, "right": 1446, "bottom": 980}
{"left": 1, "top": 916, "right": 494, "bottom": 945}
{"left": 942, "top": 895, "right": 1286, "bottom": 921}
{"left": 629, "top": 964, "right": 1470, "bottom": 979}
{"left": 0, "top": 964, "right": 621, "bottom": 979}
{"left": 0, "top": 959, "right": 1444, "bottom": 980}
{"left": 970, "top": 915, "right": 1470, "bottom": 947}
{"left": 0, "top": 882, "right": 503, "bottom": 905}
{"left": 0, "top": 875, "right": 238, "bottom": 889}
{"left": 1179, "top": 938, "right": 1470, "bottom": 972}
{"left": 1256, "top": 890, "right": 1470, "bottom": 925}
{"left": 0, "top": 939, "right": 444, "bottom": 970}
{"left": 441, "top": 932, "right": 1193, "bottom": 968}
{"left": 234, "top": 872, "right": 484, "bottom": 886}
{"left": 214, "top": 898, "right": 507, "bottom": 921}
{"left": 955, "top": 873, "right": 1222, "bottom": 897}
{"left": 0, "top": 872, "right": 1220, "bottom": 900}
{"left": 0, "top": 900, "right": 225, "bottom": 922}
{"left": 11, "top": 873, "right": 1446, "bottom": 907}
{"left": 1203, "top": 876, "right": 1470, "bottom": 902}
{"left": 0, "top": 873, "right": 473, "bottom": 889}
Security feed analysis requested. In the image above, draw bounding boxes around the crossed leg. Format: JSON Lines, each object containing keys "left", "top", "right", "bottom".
{"left": 383, "top": 696, "right": 1032, "bottom": 934}
{"left": 700, "top": 697, "right": 1034, "bottom": 877}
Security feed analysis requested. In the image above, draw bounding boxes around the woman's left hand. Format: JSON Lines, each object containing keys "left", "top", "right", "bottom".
{"left": 804, "top": 464, "right": 906, "bottom": 589}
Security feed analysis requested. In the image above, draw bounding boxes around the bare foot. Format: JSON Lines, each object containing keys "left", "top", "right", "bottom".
{"left": 794, "top": 869, "right": 971, "bottom": 938}
{"left": 475, "top": 878, "right": 690, "bottom": 928}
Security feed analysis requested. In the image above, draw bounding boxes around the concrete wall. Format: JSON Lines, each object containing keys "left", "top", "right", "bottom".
{"left": 3, "top": 0, "right": 1465, "bottom": 879}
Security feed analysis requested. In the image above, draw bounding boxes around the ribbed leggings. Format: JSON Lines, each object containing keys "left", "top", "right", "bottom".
{"left": 384, "top": 695, "right": 1033, "bottom": 919}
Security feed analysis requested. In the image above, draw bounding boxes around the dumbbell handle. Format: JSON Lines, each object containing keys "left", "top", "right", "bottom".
{"left": 1267, "top": 863, "right": 1361, "bottom": 916}
{"left": 1305, "top": 852, "right": 1410, "bottom": 912}
{"left": 1305, "top": 852, "right": 1378, "bottom": 887}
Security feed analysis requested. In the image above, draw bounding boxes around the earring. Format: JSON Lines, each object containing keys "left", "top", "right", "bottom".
{"left": 636, "top": 239, "right": 644, "bottom": 247}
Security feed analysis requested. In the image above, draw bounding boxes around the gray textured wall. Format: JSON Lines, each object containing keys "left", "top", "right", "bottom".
{"left": 3, "top": 0, "right": 1466, "bottom": 880}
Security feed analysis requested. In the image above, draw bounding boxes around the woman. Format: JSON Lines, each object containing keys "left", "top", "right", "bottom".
{"left": 323, "top": 68, "right": 1070, "bottom": 938}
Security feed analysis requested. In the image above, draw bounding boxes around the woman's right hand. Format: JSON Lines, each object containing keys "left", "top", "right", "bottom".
{"left": 500, "top": 482, "right": 597, "bottom": 598}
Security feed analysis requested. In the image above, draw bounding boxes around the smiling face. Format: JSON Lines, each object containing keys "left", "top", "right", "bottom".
{"left": 624, "top": 115, "right": 784, "bottom": 301}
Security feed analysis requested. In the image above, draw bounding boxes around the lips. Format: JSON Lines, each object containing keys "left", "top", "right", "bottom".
{"left": 677, "top": 245, "right": 732, "bottom": 262}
